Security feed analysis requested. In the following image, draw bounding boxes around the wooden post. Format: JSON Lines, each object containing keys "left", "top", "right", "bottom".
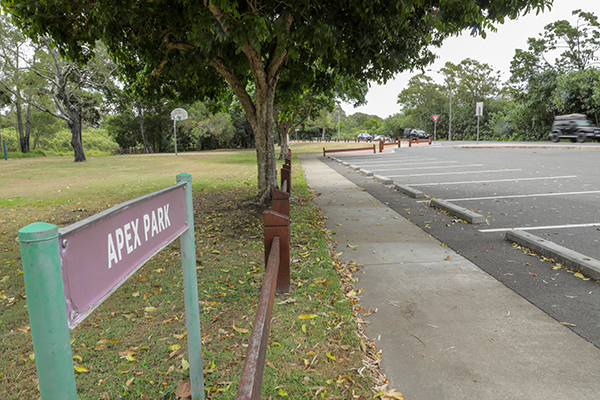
{"left": 272, "top": 189, "right": 290, "bottom": 218}
{"left": 281, "top": 164, "right": 291, "bottom": 194}
{"left": 264, "top": 211, "right": 290, "bottom": 293}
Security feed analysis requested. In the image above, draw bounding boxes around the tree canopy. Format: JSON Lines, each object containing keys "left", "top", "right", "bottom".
{"left": 4, "top": 0, "right": 552, "bottom": 202}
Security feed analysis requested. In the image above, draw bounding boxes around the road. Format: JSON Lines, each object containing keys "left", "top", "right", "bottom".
{"left": 323, "top": 142, "right": 600, "bottom": 347}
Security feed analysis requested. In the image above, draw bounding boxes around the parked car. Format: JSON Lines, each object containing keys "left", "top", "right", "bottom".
{"left": 357, "top": 132, "right": 372, "bottom": 141}
{"left": 549, "top": 114, "right": 600, "bottom": 143}
{"left": 373, "top": 135, "right": 387, "bottom": 141}
{"left": 403, "top": 128, "right": 430, "bottom": 140}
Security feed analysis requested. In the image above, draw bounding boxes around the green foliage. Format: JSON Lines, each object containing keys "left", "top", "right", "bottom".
{"left": 552, "top": 68, "right": 600, "bottom": 119}
{"left": 0, "top": 127, "right": 18, "bottom": 151}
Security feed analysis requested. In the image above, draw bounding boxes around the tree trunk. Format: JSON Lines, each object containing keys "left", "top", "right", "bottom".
{"left": 25, "top": 103, "right": 32, "bottom": 149}
{"left": 138, "top": 104, "right": 150, "bottom": 153}
{"left": 252, "top": 84, "right": 278, "bottom": 205}
{"left": 69, "top": 109, "right": 86, "bottom": 162}
{"left": 15, "top": 98, "right": 29, "bottom": 153}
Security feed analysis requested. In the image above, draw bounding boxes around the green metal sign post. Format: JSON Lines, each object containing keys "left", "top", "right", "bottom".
{"left": 19, "top": 222, "right": 78, "bottom": 399}
{"left": 18, "top": 174, "right": 204, "bottom": 399}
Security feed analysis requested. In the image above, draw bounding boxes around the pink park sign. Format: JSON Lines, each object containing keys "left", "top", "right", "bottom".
{"left": 58, "top": 182, "right": 188, "bottom": 328}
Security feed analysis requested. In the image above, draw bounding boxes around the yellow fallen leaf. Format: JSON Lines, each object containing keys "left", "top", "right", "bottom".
{"left": 298, "top": 314, "right": 318, "bottom": 319}
{"left": 125, "top": 353, "right": 136, "bottom": 362}
{"left": 326, "top": 351, "right": 336, "bottom": 360}
{"left": 182, "top": 358, "right": 189, "bottom": 372}
{"left": 379, "top": 389, "right": 405, "bottom": 399}
{"left": 74, "top": 365, "right": 89, "bottom": 373}
{"left": 574, "top": 272, "right": 590, "bottom": 280}
{"left": 232, "top": 325, "right": 249, "bottom": 334}
{"left": 169, "top": 344, "right": 181, "bottom": 351}
{"left": 278, "top": 388, "right": 288, "bottom": 396}
{"left": 72, "top": 355, "right": 83, "bottom": 362}
{"left": 125, "top": 377, "right": 135, "bottom": 387}
{"left": 1, "top": 276, "right": 11, "bottom": 282}
{"left": 301, "top": 324, "right": 306, "bottom": 333}
{"left": 144, "top": 306, "right": 156, "bottom": 313}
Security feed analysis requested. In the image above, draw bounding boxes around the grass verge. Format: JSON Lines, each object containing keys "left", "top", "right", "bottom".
{"left": 0, "top": 150, "right": 387, "bottom": 399}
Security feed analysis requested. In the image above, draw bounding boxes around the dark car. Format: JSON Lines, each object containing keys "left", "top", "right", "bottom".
{"left": 549, "top": 114, "right": 600, "bottom": 143}
{"left": 403, "top": 128, "right": 430, "bottom": 140}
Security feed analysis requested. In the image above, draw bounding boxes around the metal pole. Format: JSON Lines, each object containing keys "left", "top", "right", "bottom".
{"left": 449, "top": 81, "right": 452, "bottom": 141}
{"left": 434, "top": 120, "right": 437, "bottom": 143}
{"left": 337, "top": 107, "right": 340, "bottom": 140}
{"left": 3, "top": 139, "right": 7, "bottom": 160}
{"left": 477, "top": 115, "right": 480, "bottom": 144}
{"left": 173, "top": 118, "right": 178, "bottom": 155}
{"left": 176, "top": 174, "right": 204, "bottom": 399}
{"left": 18, "top": 222, "right": 78, "bottom": 400}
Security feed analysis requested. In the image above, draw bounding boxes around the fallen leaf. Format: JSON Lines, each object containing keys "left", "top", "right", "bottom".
{"left": 74, "top": 365, "right": 89, "bottom": 373}
{"left": 232, "top": 325, "right": 249, "bottom": 334}
{"left": 125, "top": 377, "right": 135, "bottom": 387}
{"left": 378, "top": 389, "right": 405, "bottom": 399}
{"left": 298, "top": 314, "right": 318, "bottom": 319}
{"left": 174, "top": 381, "right": 192, "bottom": 399}
{"left": 326, "top": 351, "right": 336, "bottom": 360}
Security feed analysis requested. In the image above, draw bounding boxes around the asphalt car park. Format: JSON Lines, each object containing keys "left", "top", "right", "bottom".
{"left": 324, "top": 142, "right": 600, "bottom": 347}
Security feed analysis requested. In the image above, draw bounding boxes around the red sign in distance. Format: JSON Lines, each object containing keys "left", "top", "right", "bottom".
{"left": 432, "top": 114, "right": 440, "bottom": 122}
{"left": 58, "top": 183, "right": 188, "bottom": 328}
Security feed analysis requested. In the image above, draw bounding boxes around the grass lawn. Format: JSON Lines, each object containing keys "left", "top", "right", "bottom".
{"left": 0, "top": 148, "right": 389, "bottom": 399}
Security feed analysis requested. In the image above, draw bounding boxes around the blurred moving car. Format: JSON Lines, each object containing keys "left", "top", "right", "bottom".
{"left": 373, "top": 135, "right": 387, "bottom": 141}
{"left": 550, "top": 114, "right": 600, "bottom": 143}
{"left": 403, "top": 128, "right": 430, "bottom": 140}
{"left": 357, "top": 132, "right": 373, "bottom": 141}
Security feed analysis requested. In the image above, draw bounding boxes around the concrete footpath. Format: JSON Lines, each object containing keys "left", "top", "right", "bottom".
{"left": 299, "top": 154, "right": 600, "bottom": 399}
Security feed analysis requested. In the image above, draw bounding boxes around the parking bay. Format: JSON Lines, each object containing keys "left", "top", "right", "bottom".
{"left": 325, "top": 144, "right": 600, "bottom": 347}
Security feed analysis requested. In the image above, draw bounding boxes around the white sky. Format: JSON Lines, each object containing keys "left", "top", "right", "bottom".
{"left": 341, "top": 0, "right": 599, "bottom": 119}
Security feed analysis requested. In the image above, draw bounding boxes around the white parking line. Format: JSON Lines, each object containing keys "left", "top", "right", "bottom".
{"left": 368, "top": 161, "right": 460, "bottom": 171}
{"left": 347, "top": 158, "right": 438, "bottom": 165}
{"left": 408, "top": 175, "right": 577, "bottom": 187}
{"left": 389, "top": 168, "right": 521, "bottom": 178}
{"left": 377, "top": 164, "right": 484, "bottom": 172}
{"left": 446, "top": 190, "right": 600, "bottom": 202}
{"left": 480, "top": 223, "right": 600, "bottom": 233}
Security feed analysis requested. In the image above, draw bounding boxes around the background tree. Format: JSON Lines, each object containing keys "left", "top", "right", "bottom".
{"left": 396, "top": 59, "right": 504, "bottom": 140}
{"left": 4, "top": 0, "right": 551, "bottom": 204}
{"left": 0, "top": 13, "right": 39, "bottom": 153}
{"left": 507, "top": 9, "right": 600, "bottom": 139}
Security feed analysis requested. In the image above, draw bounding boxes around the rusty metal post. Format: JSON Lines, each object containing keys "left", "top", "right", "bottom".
{"left": 264, "top": 210, "right": 290, "bottom": 293}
